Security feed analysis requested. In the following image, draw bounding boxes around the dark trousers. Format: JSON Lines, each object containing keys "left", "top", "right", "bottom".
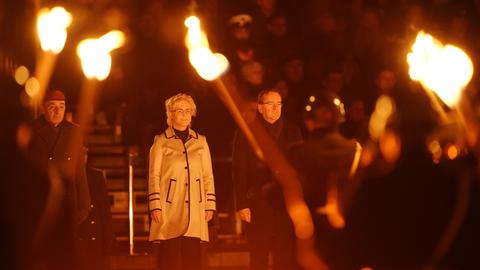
{"left": 154, "top": 236, "right": 202, "bottom": 270}
{"left": 247, "top": 200, "right": 299, "bottom": 270}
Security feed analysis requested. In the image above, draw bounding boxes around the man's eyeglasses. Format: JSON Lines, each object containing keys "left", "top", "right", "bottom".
{"left": 172, "top": 108, "right": 193, "bottom": 115}
{"left": 261, "top": 101, "right": 282, "bottom": 107}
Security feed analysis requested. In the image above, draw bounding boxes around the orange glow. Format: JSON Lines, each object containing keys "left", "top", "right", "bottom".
{"left": 429, "top": 140, "right": 443, "bottom": 161}
{"left": 25, "top": 77, "right": 40, "bottom": 97}
{"left": 446, "top": 144, "right": 459, "bottom": 160}
{"left": 369, "top": 95, "right": 395, "bottom": 141}
{"left": 77, "top": 30, "right": 125, "bottom": 80}
{"left": 37, "top": 7, "right": 72, "bottom": 53}
{"left": 407, "top": 31, "right": 473, "bottom": 108}
{"left": 184, "top": 16, "right": 229, "bottom": 81}
{"left": 14, "top": 66, "right": 29, "bottom": 85}
{"left": 379, "top": 129, "right": 401, "bottom": 164}
{"left": 16, "top": 123, "right": 32, "bottom": 150}
{"left": 288, "top": 202, "right": 314, "bottom": 239}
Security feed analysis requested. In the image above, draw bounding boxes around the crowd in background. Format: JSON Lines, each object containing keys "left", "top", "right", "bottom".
{"left": 2, "top": 0, "right": 480, "bottom": 269}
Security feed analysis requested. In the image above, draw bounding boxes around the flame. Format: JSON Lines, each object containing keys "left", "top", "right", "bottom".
{"left": 184, "top": 16, "right": 229, "bottom": 81}
{"left": 77, "top": 30, "right": 125, "bottom": 81}
{"left": 407, "top": 31, "right": 473, "bottom": 107}
{"left": 37, "top": 7, "right": 72, "bottom": 54}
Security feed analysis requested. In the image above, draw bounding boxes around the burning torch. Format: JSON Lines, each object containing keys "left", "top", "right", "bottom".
{"left": 32, "top": 6, "right": 72, "bottom": 117}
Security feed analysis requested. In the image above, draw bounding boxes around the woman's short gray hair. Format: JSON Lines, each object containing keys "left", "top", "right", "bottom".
{"left": 165, "top": 93, "right": 197, "bottom": 126}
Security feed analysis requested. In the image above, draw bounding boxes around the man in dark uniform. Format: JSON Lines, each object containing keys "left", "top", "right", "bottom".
{"left": 77, "top": 148, "right": 114, "bottom": 270}
{"left": 289, "top": 91, "right": 361, "bottom": 269}
{"left": 232, "top": 88, "right": 303, "bottom": 270}
{"left": 27, "top": 90, "right": 91, "bottom": 269}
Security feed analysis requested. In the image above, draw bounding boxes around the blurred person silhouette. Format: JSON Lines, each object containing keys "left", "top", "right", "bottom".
{"left": 222, "top": 13, "right": 264, "bottom": 76}
{"left": 28, "top": 90, "right": 91, "bottom": 224}
{"left": 232, "top": 88, "right": 302, "bottom": 270}
{"left": 280, "top": 56, "right": 308, "bottom": 115}
{"left": 27, "top": 89, "right": 91, "bottom": 269}
{"left": 1, "top": 1, "right": 83, "bottom": 266}
{"left": 262, "top": 14, "right": 303, "bottom": 69}
{"left": 148, "top": 93, "right": 216, "bottom": 270}
{"left": 322, "top": 70, "right": 344, "bottom": 94}
{"left": 369, "top": 66, "right": 399, "bottom": 115}
{"left": 76, "top": 147, "right": 114, "bottom": 270}
{"left": 340, "top": 96, "right": 369, "bottom": 143}
{"left": 1, "top": 76, "right": 78, "bottom": 269}
{"left": 289, "top": 91, "right": 362, "bottom": 269}
{"left": 239, "top": 60, "right": 267, "bottom": 98}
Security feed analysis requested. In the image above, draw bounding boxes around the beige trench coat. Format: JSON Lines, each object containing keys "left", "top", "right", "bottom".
{"left": 148, "top": 127, "right": 216, "bottom": 242}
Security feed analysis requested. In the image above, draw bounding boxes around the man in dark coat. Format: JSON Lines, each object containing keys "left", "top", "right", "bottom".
{"left": 27, "top": 90, "right": 91, "bottom": 268}
{"left": 232, "top": 88, "right": 303, "bottom": 270}
{"left": 77, "top": 148, "right": 114, "bottom": 270}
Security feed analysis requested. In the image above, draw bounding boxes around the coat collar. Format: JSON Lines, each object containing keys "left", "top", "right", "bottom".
{"left": 164, "top": 126, "right": 199, "bottom": 140}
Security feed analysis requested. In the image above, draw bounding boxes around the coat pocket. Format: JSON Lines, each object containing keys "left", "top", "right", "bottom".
{"left": 166, "top": 179, "right": 177, "bottom": 203}
{"left": 196, "top": 179, "right": 202, "bottom": 203}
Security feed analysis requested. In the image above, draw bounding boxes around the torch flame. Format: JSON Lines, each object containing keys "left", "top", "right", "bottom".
{"left": 77, "top": 30, "right": 125, "bottom": 81}
{"left": 184, "top": 16, "right": 229, "bottom": 81}
{"left": 407, "top": 31, "right": 473, "bottom": 108}
{"left": 37, "top": 7, "right": 72, "bottom": 54}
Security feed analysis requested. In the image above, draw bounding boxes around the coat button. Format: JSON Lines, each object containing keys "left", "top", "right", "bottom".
{"left": 185, "top": 200, "right": 189, "bottom": 203}
{"left": 91, "top": 237, "right": 96, "bottom": 241}
{"left": 67, "top": 157, "right": 71, "bottom": 161}
{"left": 183, "top": 151, "right": 186, "bottom": 154}
{"left": 184, "top": 166, "right": 188, "bottom": 169}
{"left": 90, "top": 204, "right": 94, "bottom": 208}
{"left": 90, "top": 220, "right": 95, "bottom": 224}
{"left": 48, "top": 157, "right": 53, "bottom": 161}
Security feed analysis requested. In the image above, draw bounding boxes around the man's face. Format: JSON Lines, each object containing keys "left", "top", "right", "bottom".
{"left": 243, "top": 63, "right": 264, "bottom": 86}
{"left": 170, "top": 99, "right": 193, "bottom": 130}
{"left": 284, "top": 58, "right": 303, "bottom": 82}
{"left": 376, "top": 70, "right": 396, "bottom": 92}
{"left": 258, "top": 91, "right": 282, "bottom": 124}
{"left": 232, "top": 26, "right": 250, "bottom": 40}
{"left": 324, "top": 72, "right": 343, "bottom": 93}
{"left": 44, "top": 100, "right": 66, "bottom": 126}
{"left": 268, "top": 16, "right": 287, "bottom": 37}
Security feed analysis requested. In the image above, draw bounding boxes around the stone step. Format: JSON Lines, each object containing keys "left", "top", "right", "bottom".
{"left": 89, "top": 155, "right": 128, "bottom": 167}
{"left": 106, "top": 178, "right": 147, "bottom": 190}
{"left": 88, "top": 144, "right": 126, "bottom": 155}
{"left": 88, "top": 133, "right": 116, "bottom": 145}
{"left": 104, "top": 167, "right": 147, "bottom": 179}
{"left": 88, "top": 125, "right": 114, "bottom": 134}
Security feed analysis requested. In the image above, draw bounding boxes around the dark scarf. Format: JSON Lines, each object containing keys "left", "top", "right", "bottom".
{"left": 258, "top": 114, "right": 284, "bottom": 141}
{"left": 173, "top": 127, "right": 189, "bottom": 143}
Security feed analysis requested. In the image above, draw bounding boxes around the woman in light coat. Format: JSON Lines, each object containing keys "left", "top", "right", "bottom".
{"left": 148, "top": 93, "right": 216, "bottom": 270}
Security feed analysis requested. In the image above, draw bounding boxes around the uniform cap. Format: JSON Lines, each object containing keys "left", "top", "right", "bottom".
{"left": 44, "top": 90, "right": 66, "bottom": 101}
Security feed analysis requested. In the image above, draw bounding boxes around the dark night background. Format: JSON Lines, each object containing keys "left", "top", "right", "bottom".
{"left": 2, "top": 0, "right": 480, "bottom": 269}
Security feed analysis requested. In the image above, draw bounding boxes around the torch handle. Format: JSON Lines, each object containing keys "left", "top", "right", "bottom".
{"left": 213, "top": 76, "right": 264, "bottom": 161}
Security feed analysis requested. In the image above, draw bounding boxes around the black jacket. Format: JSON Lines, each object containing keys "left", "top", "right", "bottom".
{"left": 77, "top": 166, "right": 114, "bottom": 252}
{"left": 28, "top": 116, "right": 91, "bottom": 224}
{"left": 232, "top": 116, "right": 303, "bottom": 210}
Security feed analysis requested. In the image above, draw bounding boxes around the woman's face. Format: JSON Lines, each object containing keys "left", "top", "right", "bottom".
{"left": 170, "top": 99, "right": 193, "bottom": 130}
